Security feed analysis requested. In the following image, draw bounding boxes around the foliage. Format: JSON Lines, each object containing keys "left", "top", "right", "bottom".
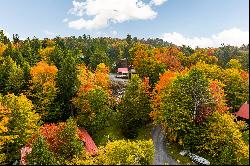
{"left": 190, "top": 112, "right": 249, "bottom": 165}
{"left": 0, "top": 94, "right": 40, "bottom": 164}
{"left": 221, "top": 68, "right": 249, "bottom": 111}
{"left": 130, "top": 43, "right": 165, "bottom": 85}
{"left": 226, "top": 58, "right": 242, "bottom": 69}
{"left": 0, "top": 56, "right": 25, "bottom": 94}
{"left": 57, "top": 117, "right": 84, "bottom": 160}
{"left": 73, "top": 63, "right": 113, "bottom": 135}
{"left": 151, "top": 67, "right": 248, "bottom": 165}
{"left": 30, "top": 61, "right": 58, "bottom": 120}
{"left": 191, "top": 61, "right": 249, "bottom": 112}
{"left": 118, "top": 75, "right": 152, "bottom": 138}
{"left": 0, "top": 103, "right": 13, "bottom": 164}
{"left": 26, "top": 135, "right": 58, "bottom": 165}
{"left": 68, "top": 139, "right": 154, "bottom": 165}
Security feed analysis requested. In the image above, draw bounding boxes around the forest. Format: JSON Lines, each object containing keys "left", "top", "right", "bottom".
{"left": 0, "top": 30, "right": 249, "bottom": 165}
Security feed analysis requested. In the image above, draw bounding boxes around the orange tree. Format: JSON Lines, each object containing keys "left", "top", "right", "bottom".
{"left": 72, "top": 63, "right": 114, "bottom": 135}
{"left": 130, "top": 43, "right": 165, "bottom": 86}
{"left": 29, "top": 61, "right": 58, "bottom": 121}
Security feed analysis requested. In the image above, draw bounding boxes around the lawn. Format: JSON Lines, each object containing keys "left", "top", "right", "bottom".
{"left": 166, "top": 141, "right": 196, "bottom": 165}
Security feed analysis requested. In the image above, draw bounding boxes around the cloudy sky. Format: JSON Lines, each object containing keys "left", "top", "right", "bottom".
{"left": 0, "top": 0, "right": 249, "bottom": 47}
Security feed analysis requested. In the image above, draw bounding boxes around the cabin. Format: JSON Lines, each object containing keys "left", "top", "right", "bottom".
{"left": 116, "top": 68, "right": 129, "bottom": 78}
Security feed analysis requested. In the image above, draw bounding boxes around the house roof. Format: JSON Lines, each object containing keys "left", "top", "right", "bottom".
{"left": 77, "top": 128, "right": 98, "bottom": 155}
{"left": 234, "top": 103, "right": 249, "bottom": 119}
{"left": 117, "top": 68, "right": 128, "bottom": 73}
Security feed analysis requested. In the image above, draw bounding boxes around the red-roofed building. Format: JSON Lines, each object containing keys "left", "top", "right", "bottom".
{"left": 117, "top": 68, "right": 128, "bottom": 74}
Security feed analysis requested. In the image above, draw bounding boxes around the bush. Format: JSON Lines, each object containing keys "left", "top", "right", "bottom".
{"left": 68, "top": 139, "right": 154, "bottom": 165}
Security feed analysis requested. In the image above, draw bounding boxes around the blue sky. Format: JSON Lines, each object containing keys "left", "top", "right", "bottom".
{"left": 0, "top": 0, "right": 249, "bottom": 47}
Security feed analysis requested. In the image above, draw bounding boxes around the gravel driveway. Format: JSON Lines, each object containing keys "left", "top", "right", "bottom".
{"left": 152, "top": 125, "right": 179, "bottom": 165}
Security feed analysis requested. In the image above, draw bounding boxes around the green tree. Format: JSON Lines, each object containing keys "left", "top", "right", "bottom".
{"left": 118, "top": 75, "right": 152, "bottom": 138}
{"left": 57, "top": 117, "right": 84, "bottom": 160}
{"left": 0, "top": 56, "right": 25, "bottom": 95}
{"left": 26, "top": 136, "right": 58, "bottom": 165}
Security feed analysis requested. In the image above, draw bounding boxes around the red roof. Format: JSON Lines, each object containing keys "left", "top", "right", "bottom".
{"left": 234, "top": 103, "right": 249, "bottom": 119}
{"left": 117, "top": 68, "right": 128, "bottom": 73}
{"left": 77, "top": 128, "right": 98, "bottom": 155}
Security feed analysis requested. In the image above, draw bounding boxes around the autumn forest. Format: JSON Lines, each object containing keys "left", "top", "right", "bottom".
{"left": 0, "top": 31, "right": 249, "bottom": 165}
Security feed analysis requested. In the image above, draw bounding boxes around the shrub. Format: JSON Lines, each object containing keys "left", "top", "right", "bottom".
{"left": 67, "top": 139, "right": 154, "bottom": 165}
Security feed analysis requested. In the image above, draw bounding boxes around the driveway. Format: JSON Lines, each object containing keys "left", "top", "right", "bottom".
{"left": 152, "top": 125, "right": 179, "bottom": 165}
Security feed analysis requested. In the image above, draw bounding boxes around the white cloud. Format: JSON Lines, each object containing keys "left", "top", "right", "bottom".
{"left": 44, "top": 30, "right": 55, "bottom": 37}
{"left": 67, "top": 0, "right": 167, "bottom": 30}
{"left": 63, "top": 18, "right": 69, "bottom": 23}
{"left": 68, "top": 0, "right": 85, "bottom": 17}
{"left": 150, "top": 0, "right": 167, "bottom": 6}
{"left": 161, "top": 28, "right": 249, "bottom": 48}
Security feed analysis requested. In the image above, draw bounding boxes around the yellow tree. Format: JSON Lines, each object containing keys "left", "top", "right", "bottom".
{"left": 72, "top": 63, "right": 113, "bottom": 135}
{"left": 30, "top": 61, "right": 58, "bottom": 119}
{"left": 0, "top": 103, "right": 13, "bottom": 164}
{"left": 0, "top": 94, "right": 40, "bottom": 164}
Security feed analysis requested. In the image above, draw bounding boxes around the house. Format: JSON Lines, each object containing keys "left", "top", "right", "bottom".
{"left": 117, "top": 68, "right": 128, "bottom": 75}
{"left": 116, "top": 68, "right": 129, "bottom": 78}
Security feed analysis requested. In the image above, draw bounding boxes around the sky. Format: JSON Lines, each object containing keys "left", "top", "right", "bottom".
{"left": 0, "top": 0, "right": 249, "bottom": 48}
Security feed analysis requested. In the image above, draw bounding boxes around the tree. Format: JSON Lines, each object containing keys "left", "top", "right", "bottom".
{"left": 72, "top": 63, "right": 113, "bottom": 135}
{"left": 0, "top": 94, "right": 40, "bottom": 164}
{"left": 55, "top": 51, "right": 79, "bottom": 120}
{"left": 118, "top": 75, "right": 152, "bottom": 138}
{"left": 131, "top": 43, "right": 165, "bottom": 85}
{"left": 0, "top": 56, "right": 25, "bottom": 95}
{"left": 0, "top": 103, "right": 14, "bottom": 164}
{"left": 57, "top": 117, "right": 84, "bottom": 161}
{"left": 68, "top": 139, "right": 154, "bottom": 165}
{"left": 190, "top": 112, "right": 249, "bottom": 165}
{"left": 30, "top": 61, "right": 58, "bottom": 121}
{"left": 26, "top": 136, "right": 58, "bottom": 165}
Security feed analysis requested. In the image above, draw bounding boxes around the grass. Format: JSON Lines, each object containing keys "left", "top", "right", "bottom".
{"left": 166, "top": 142, "right": 196, "bottom": 165}
{"left": 93, "top": 124, "right": 125, "bottom": 146}
{"left": 134, "top": 123, "right": 153, "bottom": 140}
